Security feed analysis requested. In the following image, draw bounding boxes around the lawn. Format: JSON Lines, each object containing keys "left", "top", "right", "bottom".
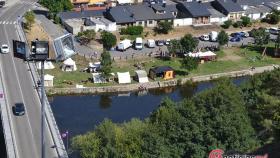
{"left": 45, "top": 44, "right": 280, "bottom": 88}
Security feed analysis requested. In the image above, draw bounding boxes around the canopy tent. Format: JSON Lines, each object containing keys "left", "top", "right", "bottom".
{"left": 92, "top": 73, "right": 106, "bottom": 83}
{"left": 62, "top": 58, "right": 77, "bottom": 71}
{"left": 88, "top": 62, "right": 101, "bottom": 73}
{"left": 188, "top": 51, "right": 216, "bottom": 61}
{"left": 36, "top": 61, "right": 55, "bottom": 69}
{"left": 117, "top": 72, "right": 131, "bottom": 84}
{"left": 44, "top": 74, "right": 54, "bottom": 87}
{"left": 135, "top": 70, "right": 149, "bottom": 83}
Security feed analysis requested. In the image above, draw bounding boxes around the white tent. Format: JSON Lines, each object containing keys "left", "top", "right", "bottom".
{"left": 135, "top": 70, "right": 149, "bottom": 83}
{"left": 36, "top": 61, "right": 55, "bottom": 69}
{"left": 188, "top": 51, "right": 216, "bottom": 58}
{"left": 62, "top": 58, "right": 77, "bottom": 71}
{"left": 44, "top": 74, "right": 54, "bottom": 87}
{"left": 92, "top": 73, "right": 106, "bottom": 83}
{"left": 117, "top": 72, "right": 131, "bottom": 84}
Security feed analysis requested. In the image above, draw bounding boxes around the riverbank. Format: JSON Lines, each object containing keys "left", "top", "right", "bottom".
{"left": 46, "top": 65, "right": 279, "bottom": 95}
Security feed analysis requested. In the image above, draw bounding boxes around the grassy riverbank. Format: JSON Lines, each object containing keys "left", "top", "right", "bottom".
{"left": 45, "top": 44, "right": 280, "bottom": 88}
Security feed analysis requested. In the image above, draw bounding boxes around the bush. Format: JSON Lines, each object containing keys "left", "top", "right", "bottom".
{"left": 181, "top": 56, "right": 199, "bottom": 71}
{"left": 120, "top": 26, "right": 143, "bottom": 35}
{"left": 156, "top": 21, "right": 173, "bottom": 34}
{"left": 233, "top": 21, "right": 243, "bottom": 28}
{"left": 221, "top": 20, "right": 232, "bottom": 29}
{"left": 241, "top": 16, "right": 251, "bottom": 27}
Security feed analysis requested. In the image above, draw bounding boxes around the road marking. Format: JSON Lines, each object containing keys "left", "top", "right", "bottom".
{"left": 2, "top": 21, "right": 5, "bottom": 24}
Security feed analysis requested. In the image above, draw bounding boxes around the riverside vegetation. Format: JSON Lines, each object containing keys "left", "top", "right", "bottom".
{"left": 71, "top": 69, "right": 280, "bottom": 158}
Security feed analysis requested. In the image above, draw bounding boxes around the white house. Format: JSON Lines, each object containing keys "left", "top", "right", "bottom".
{"left": 173, "top": 18, "right": 192, "bottom": 27}
{"left": 208, "top": 8, "right": 228, "bottom": 24}
{"left": 242, "top": 5, "right": 272, "bottom": 20}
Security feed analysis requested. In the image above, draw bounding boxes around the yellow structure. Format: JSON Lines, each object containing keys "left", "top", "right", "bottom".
{"left": 163, "top": 71, "right": 174, "bottom": 80}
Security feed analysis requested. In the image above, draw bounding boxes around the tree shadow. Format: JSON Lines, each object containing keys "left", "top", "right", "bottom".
{"left": 174, "top": 70, "right": 188, "bottom": 76}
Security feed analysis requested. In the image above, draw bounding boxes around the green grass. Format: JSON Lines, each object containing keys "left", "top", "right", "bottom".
{"left": 46, "top": 44, "right": 280, "bottom": 88}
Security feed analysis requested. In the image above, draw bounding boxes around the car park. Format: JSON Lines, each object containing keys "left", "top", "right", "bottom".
{"left": 12, "top": 103, "right": 25, "bottom": 116}
{"left": 199, "top": 34, "right": 209, "bottom": 41}
{"left": 1, "top": 44, "right": 9, "bottom": 54}
{"left": 157, "top": 40, "right": 165, "bottom": 46}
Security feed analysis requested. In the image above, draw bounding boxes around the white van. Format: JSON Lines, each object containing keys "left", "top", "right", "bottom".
{"left": 209, "top": 31, "right": 218, "bottom": 42}
{"left": 117, "top": 39, "right": 132, "bottom": 51}
{"left": 135, "top": 37, "right": 143, "bottom": 50}
{"left": 147, "top": 39, "right": 155, "bottom": 48}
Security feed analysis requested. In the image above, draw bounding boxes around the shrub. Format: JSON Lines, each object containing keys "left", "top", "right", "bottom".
{"left": 233, "top": 21, "right": 243, "bottom": 28}
{"left": 241, "top": 16, "right": 251, "bottom": 27}
{"left": 156, "top": 21, "right": 173, "bottom": 34}
{"left": 221, "top": 20, "right": 232, "bottom": 29}
{"left": 120, "top": 26, "right": 143, "bottom": 35}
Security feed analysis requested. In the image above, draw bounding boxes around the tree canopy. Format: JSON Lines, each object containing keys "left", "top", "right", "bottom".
{"left": 101, "top": 31, "right": 117, "bottom": 50}
{"left": 180, "top": 34, "right": 198, "bottom": 52}
{"left": 217, "top": 30, "right": 229, "bottom": 46}
{"left": 100, "top": 50, "right": 112, "bottom": 78}
{"left": 24, "top": 11, "right": 35, "bottom": 30}
{"left": 156, "top": 21, "right": 173, "bottom": 34}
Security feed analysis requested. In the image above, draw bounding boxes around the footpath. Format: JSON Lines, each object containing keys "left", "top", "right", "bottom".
{"left": 46, "top": 65, "right": 279, "bottom": 95}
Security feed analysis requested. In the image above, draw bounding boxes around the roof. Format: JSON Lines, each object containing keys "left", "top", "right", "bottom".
{"left": 234, "top": 0, "right": 280, "bottom": 6}
{"left": 108, "top": 4, "right": 176, "bottom": 23}
{"left": 179, "top": 2, "right": 211, "bottom": 18}
{"left": 244, "top": 5, "right": 272, "bottom": 14}
{"left": 212, "top": 0, "right": 244, "bottom": 14}
{"left": 63, "top": 58, "right": 76, "bottom": 65}
{"left": 150, "top": 66, "right": 173, "bottom": 74}
{"left": 208, "top": 8, "right": 226, "bottom": 18}
{"left": 58, "top": 10, "right": 105, "bottom": 21}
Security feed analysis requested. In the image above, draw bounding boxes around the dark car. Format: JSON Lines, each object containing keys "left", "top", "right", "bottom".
{"left": 157, "top": 40, "right": 164, "bottom": 46}
{"left": 230, "top": 37, "right": 242, "bottom": 42}
{"left": 13, "top": 103, "right": 25, "bottom": 116}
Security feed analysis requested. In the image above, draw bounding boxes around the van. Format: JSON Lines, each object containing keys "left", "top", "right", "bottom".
{"left": 147, "top": 39, "right": 155, "bottom": 48}
{"left": 135, "top": 37, "right": 143, "bottom": 50}
{"left": 209, "top": 31, "right": 218, "bottom": 42}
{"left": 117, "top": 39, "right": 132, "bottom": 51}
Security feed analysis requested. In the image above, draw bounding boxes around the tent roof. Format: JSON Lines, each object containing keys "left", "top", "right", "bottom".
{"left": 188, "top": 51, "right": 216, "bottom": 57}
{"left": 117, "top": 72, "right": 131, "bottom": 84}
{"left": 63, "top": 58, "right": 75, "bottom": 65}
{"left": 44, "top": 74, "right": 54, "bottom": 80}
{"left": 135, "top": 70, "right": 148, "bottom": 78}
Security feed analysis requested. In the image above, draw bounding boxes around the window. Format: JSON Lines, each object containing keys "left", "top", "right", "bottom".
{"left": 149, "top": 20, "right": 153, "bottom": 24}
{"left": 138, "top": 21, "right": 142, "bottom": 25}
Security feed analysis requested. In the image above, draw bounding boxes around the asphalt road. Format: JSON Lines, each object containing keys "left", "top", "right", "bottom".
{"left": 0, "top": 2, "right": 58, "bottom": 158}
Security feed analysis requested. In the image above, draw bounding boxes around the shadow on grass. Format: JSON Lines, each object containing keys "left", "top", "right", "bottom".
{"left": 244, "top": 45, "right": 277, "bottom": 57}
{"left": 175, "top": 70, "right": 188, "bottom": 76}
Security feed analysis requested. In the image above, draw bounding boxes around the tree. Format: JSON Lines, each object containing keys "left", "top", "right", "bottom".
{"left": 167, "top": 39, "right": 183, "bottom": 57}
{"left": 217, "top": 30, "right": 229, "bottom": 46}
{"left": 241, "top": 16, "right": 251, "bottom": 27}
{"left": 39, "top": 0, "right": 73, "bottom": 19}
{"left": 266, "top": 9, "right": 280, "bottom": 24}
{"left": 100, "top": 50, "right": 112, "bottom": 78}
{"left": 222, "top": 20, "right": 232, "bottom": 29}
{"left": 101, "top": 31, "right": 117, "bottom": 50}
{"left": 156, "top": 21, "right": 173, "bottom": 34}
{"left": 251, "top": 28, "right": 270, "bottom": 55}
{"left": 274, "top": 34, "right": 280, "bottom": 57}
{"left": 77, "top": 30, "right": 96, "bottom": 45}
{"left": 180, "top": 34, "right": 198, "bottom": 52}
{"left": 181, "top": 56, "right": 199, "bottom": 71}
{"left": 24, "top": 11, "right": 35, "bottom": 30}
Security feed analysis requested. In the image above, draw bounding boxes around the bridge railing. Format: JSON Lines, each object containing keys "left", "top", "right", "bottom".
{"left": 16, "top": 17, "right": 68, "bottom": 158}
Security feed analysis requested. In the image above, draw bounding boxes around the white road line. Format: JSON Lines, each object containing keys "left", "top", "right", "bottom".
{"left": 13, "top": 21, "right": 16, "bottom": 24}
{"left": 2, "top": 21, "right": 5, "bottom": 24}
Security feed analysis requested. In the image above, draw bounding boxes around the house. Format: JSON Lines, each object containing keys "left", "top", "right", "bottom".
{"left": 117, "top": 72, "right": 131, "bottom": 84}
{"left": 204, "top": 2, "right": 228, "bottom": 24}
{"left": 70, "top": 0, "right": 108, "bottom": 11}
{"left": 176, "top": 2, "right": 211, "bottom": 26}
{"left": 149, "top": 66, "right": 174, "bottom": 80}
{"left": 107, "top": 4, "right": 177, "bottom": 27}
{"left": 211, "top": 0, "right": 244, "bottom": 21}
{"left": 234, "top": 0, "right": 272, "bottom": 20}
{"left": 135, "top": 70, "right": 149, "bottom": 83}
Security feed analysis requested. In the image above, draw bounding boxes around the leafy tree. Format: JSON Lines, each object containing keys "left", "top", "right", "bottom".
{"left": 266, "top": 9, "right": 280, "bottom": 24}
{"left": 222, "top": 20, "right": 232, "bottom": 29}
{"left": 241, "top": 16, "right": 251, "bottom": 27}
{"left": 167, "top": 39, "right": 183, "bottom": 57}
{"left": 181, "top": 56, "right": 199, "bottom": 71}
{"left": 101, "top": 31, "right": 117, "bottom": 50}
{"left": 120, "top": 26, "right": 143, "bottom": 35}
{"left": 180, "top": 34, "right": 198, "bottom": 52}
{"left": 100, "top": 50, "right": 112, "bottom": 78}
{"left": 217, "top": 30, "right": 229, "bottom": 46}
{"left": 251, "top": 27, "right": 270, "bottom": 54}
{"left": 156, "top": 21, "right": 173, "bottom": 34}
{"left": 24, "top": 11, "right": 35, "bottom": 30}
{"left": 39, "top": 0, "right": 73, "bottom": 19}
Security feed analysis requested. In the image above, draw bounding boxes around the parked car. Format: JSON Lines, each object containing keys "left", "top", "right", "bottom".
{"left": 1, "top": 44, "right": 9, "bottom": 54}
{"left": 230, "top": 37, "right": 242, "bottom": 42}
{"left": 269, "top": 27, "right": 279, "bottom": 35}
{"left": 199, "top": 34, "right": 209, "bottom": 41}
{"left": 12, "top": 103, "right": 25, "bottom": 116}
{"left": 135, "top": 37, "right": 143, "bottom": 50}
{"left": 147, "top": 39, "right": 156, "bottom": 48}
{"left": 239, "top": 31, "right": 249, "bottom": 38}
{"left": 157, "top": 40, "right": 165, "bottom": 46}
{"left": 165, "top": 39, "right": 171, "bottom": 45}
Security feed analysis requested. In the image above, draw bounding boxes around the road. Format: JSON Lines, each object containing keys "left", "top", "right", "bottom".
{"left": 0, "top": 1, "right": 58, "bottom": 158}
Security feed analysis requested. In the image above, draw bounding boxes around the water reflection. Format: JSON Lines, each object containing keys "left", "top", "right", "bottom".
{"left": 99, "top": 95, "right": 112, "bottom": 109}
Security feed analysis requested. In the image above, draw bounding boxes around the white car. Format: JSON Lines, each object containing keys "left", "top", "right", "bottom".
{"left": 199, "top": 34, "right": 209, "bottom": 41}
{"left": 1, "top": 44, "right": 9, "bottom": 54}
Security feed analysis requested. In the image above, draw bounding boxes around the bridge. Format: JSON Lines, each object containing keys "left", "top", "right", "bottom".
{"left": 0, "top": 0, "right": 68, "bottom": 157}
